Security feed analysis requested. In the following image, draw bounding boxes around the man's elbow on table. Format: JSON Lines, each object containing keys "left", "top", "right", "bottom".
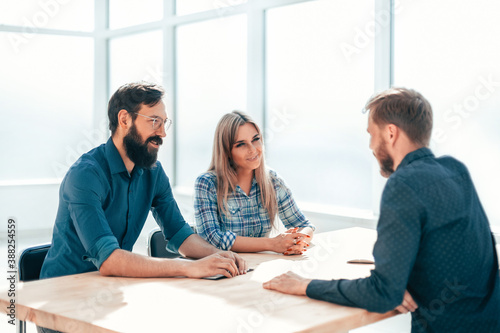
{"left": 364, "top": 290, "right": 405, "bottom": 313}
{"left": 98, "top": 249, "right": 123, "bottom": 277}
{"left": 99, "top": 262, "right": 114, "bottom": 276}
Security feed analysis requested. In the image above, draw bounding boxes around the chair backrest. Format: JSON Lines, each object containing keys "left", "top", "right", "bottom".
{"left": 18, "top": 244, "right": 51, "bottom": 282}
{"left": 148, "top": 229, "right": 181, "bottom": 258}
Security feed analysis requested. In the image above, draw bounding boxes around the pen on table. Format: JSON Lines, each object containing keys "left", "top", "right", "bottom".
{"left": 347, "top": 259, "right": 375, "bottom": 264}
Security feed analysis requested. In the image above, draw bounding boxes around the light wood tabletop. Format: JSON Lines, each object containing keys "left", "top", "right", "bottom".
{"left": 1, "top": 227, "right": 397, "bottom": 332}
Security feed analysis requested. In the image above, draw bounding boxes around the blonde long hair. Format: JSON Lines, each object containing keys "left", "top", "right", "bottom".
{"left": 208, "top": 111, "right": 278, "bottom": 225}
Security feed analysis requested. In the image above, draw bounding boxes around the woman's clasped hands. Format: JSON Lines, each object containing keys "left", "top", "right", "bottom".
{"left": 273, "top": 227, "right": 311, "bottom": 255}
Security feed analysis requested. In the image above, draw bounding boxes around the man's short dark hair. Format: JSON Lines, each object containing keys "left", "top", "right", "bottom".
{"left": 108, "top": 82, "right": 165, "bottom": 134}
{"left": 364, "top": 87, "right": 433, "bottom": 147}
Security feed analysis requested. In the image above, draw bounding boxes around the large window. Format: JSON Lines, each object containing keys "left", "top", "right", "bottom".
{"left": 176, "top": 15, "right": 247, "bottom": 188}
{"left": 1, "top": 0, "right": 499, "bottom": 234}
{"left": 0, "top": 0, "right": 94, "bottom": 32}
{"left": 0, "top": 33, "right": 94, "bottom": 181}
{"left": 176, "top": 0, "right": 245, "bottom": 16}
{"left": 0, "top": 5, "right": 95, "bottom": 235}
{"left": 266, "top": 0, "right": 375, "bottom": 211}
{"left": 394, "top": 0, "right": 500, "bottom": 227}
{"left": 109, "top": 30, "right": 164, "bottom": 94}
{"left": 109, "top": 0, "right": 163, "bottom": 29}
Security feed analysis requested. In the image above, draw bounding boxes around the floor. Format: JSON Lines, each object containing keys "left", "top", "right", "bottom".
{"left": 0, "top": 227, "right": 411, "bottom": 333}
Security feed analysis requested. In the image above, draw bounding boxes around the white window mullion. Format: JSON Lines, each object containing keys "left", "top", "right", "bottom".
{"left": 374, "top": 0, "right": 393, "bottom": 92}
{"left": 94, "top": 0, "right": 110, "bottom": 139}
{"left": 164, "top": 0, "right": 176, "bottom": 182}
{"left": 247, "top": 2, "right": 266, "bottom": 128}
{"left": 371, "top": 0, "right": 394, "bottom": 215}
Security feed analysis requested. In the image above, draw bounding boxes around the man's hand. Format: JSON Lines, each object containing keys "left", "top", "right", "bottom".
{"left": 395, "top": 290, "right": 418, "bottom": 313}
{"left": 263, "top": 271, "right": 311, "bottom": 295}
{"left": 218, "top": 251, "right": 248, "bottom": 275}
{"left": 184, "top": 252, "right": 247, "bottom": 279}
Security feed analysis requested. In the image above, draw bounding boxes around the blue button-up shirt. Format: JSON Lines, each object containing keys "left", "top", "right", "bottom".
{"left": 194, "top": 170, "right": 314, "bottom": 250}
{"left": 40, "top": 138, "right": 193, "bottom": 279}
{"left": 306, "top": 148, "right": 500, "bottom": 332}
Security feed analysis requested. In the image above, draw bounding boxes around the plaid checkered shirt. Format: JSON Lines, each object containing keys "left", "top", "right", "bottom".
{"left": 194, "top": 169, "right": 314, "bottom": 250}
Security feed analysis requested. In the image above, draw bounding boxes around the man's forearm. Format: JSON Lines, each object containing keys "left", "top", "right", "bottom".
{"left": 306, "top": 277, "right": 404, "bottom": 313}
{"left": 100, "top": 247, "right": 245, "bottom": 279}
{"left": 99, "top": 249, "right": 188, "bottom": 277}
{"left": 178, "top": 234, "right": 221, "bottom": 258}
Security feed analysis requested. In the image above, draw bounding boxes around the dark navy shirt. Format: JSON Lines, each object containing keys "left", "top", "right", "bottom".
{"left": 307, "top": 148, "right": 500, "bottom": 332}
{"left": 40, "top": 138, "right": 193, "bottom": 279}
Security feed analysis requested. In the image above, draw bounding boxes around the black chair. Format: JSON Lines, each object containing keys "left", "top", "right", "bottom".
{"left": 19, "top": 244, "right": 50, "bottom": 282}
{"left": 18, "top": 243, "right": 51, "bottom": 333}
{"left": 147, "top": 226, "right": 196, "bottom": 258}
{"left": 147, "top": 228, "right": 181, "bottom": 258}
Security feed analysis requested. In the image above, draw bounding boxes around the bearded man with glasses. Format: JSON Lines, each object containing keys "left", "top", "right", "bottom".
{"left": 37, "top": 82, "right": 247, "bottom": 332}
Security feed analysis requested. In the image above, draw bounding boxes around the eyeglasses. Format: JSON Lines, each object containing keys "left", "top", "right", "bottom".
{"left": 133, "top": 112, "right": 173, "bottom": 131}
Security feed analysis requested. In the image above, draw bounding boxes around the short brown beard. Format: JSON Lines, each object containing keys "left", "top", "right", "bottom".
{"left": 377, "top": 142, "right": 394, "bottom": 177}
{"left": 123, "top": 122, "right": 159, "bottom": 169}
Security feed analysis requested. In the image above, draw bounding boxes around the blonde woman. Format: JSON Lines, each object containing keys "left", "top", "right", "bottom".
{"left": 194, "top": 111, "right": 314, "bottom": 255}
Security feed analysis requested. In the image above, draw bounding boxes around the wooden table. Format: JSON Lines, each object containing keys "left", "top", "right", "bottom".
{"left": 1, "top": 227, "right": 397, "bottom": 332}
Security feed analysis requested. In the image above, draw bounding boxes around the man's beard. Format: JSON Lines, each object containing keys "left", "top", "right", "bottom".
{"left": 123, "top": 123, "right": 163, "bottom": 169}
{"left": 376, "top": 142, "right": 394, "bottom": 178}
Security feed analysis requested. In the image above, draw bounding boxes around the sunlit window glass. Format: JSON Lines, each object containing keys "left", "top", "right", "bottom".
{"left": 0, "top": 0, "right": 94, "bottom": 31}
{"left": 266, "top": 0, "right": 375, "bottom": 212}
{"left": 394, "top": 0, "right": 500, "bottom": 228}
{"left": 176, "top": 0, "right": 248, "bottom": 16}
{"left": 176, "top": 15, "right": 247, "bottom": 188}
{"left": 109, "top": 0, "right": 163, "bottom": 30}
{"left": 0, "top": 33, "right": 94, "bottom": 180}
{"left": 109, "top": 30, "right": 164, "bottom": 94}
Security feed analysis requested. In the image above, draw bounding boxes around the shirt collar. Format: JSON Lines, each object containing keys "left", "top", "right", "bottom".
{"left": 105, "top": 137, "right": 128, "bottom": 175}
{"left": 397, "top": 147, "right": 434, "bottom": 170}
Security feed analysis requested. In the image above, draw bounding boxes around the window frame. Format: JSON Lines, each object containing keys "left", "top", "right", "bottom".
{"left": 0, "top": 0, "right": 395, "bottom": 226}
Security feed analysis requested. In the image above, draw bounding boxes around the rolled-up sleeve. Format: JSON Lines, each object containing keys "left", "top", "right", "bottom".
{"left": 194, "top": 174, "right": 237, "bottom": 250}
{"left": 82, "top": 235, "right": 119, "bottom": 268}
{"left": 272, "top": 171, "right": 315, "bottom": 231}
{"left": 166, "top": 223, "right": 194, "bottom": 253}
{"left": 63, "top": 164, "right": 120, "bottom": 269}
{"left": 151, "top": 168, "right": 194, "bottom": 254}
